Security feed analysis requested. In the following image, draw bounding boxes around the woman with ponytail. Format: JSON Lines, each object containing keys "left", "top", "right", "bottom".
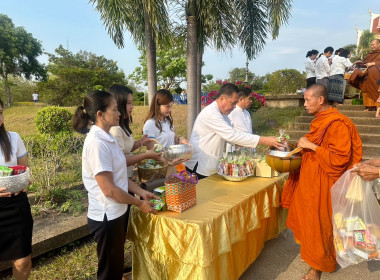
{"left": 107, "top": 84, "right": 162, "bottom": 179}
{"left": 305, "top": 49, "right": 319, "bottom": 88}
{"left": 0, "top": 99, "right": 33, "bottom": 280}
{"left": 73, "top": 90, "right": 158, "bottom": 280}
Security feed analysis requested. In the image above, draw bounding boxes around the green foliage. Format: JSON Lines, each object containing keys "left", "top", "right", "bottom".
{"left": 353, "top": 30, "right": 377, "bottom": 61}
{"left": 23, "top": 133, "right": 85, "bottom": 157}
{"left": 229, "top": 67, "right": 255, "bottom": 83}
{"left": 23, "top": 134, "right": 84, "bottom": 206}
{"left": 129, "top": 42, "right": 187, "bottom": 89}
{"left": 252, "top": 73, "right": 271, "bottom": 93}
{"left": 38, "top": 45, "right": 126, "bottom": 106}
{"left": 0, "top": 76, "right": 37, "bottom": 102}
{"left": 267, "top": 69, "right": 305, "bottom": 95}
{"left": 35, "top": 106, "right": 73, "bottom": 135}
{"left": 0, "top": 14, "right": 46, "bottom": 105}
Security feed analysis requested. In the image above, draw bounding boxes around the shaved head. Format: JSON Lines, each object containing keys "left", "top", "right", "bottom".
{"left": 307, "top": 84, "right": 328, "bottom": 104}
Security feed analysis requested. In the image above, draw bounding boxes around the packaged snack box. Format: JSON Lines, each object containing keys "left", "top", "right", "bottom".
{"left": 151, "top": 186, "right": 167, "bottom": 211}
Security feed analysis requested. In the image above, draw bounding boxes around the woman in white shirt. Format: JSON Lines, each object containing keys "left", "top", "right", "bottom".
{"left": 143, "top": 89, "right": 188, "bottom": 172}
{"left": 72, "top": 91, "right": 157, "bottom": 280}
{"left": 305, "top": 49, "right": 319, "bottom": 88}
{"left": 0, "top": 99, "right": 32, "bottom": 280}
{"left": 328, "top": 49, "right": 353, "bottom": 105}
{"left": 108, "top": 84, "right": 162, "bottom": 178}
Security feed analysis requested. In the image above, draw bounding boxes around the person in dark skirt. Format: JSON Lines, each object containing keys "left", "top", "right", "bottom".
{"left": 328, "top": 49, "right": 353, "bottom": 105}
{"left": 0, "top": 99, "right": 33, "bottom": 280}
{"left": 72, "top": 91, "right": 158, "bottom": 280}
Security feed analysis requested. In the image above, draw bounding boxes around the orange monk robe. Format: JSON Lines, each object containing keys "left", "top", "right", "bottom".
{"left": 348, "top": 50, "right": 380, "bottom": 106}
{"left": 281, "top": 107, "right": 362, "bottom": 272}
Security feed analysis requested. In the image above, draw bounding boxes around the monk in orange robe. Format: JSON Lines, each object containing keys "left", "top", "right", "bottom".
{"left": 281, "top": 84, "right": 362, "bottom": 280}
{"left": 348, "top": 39, "right": 380, "bottom": 112}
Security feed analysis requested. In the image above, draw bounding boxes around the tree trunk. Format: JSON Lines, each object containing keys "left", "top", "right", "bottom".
{"left": 2, "top": 75, "right": 11, "bottom": 106}
{"left": 196, "top": 46, "right": 203, "bottom": 114}
{"left": 144, "top": 10, "right": 157, "bottom": 106}
{"left": 186, "top": 11, "right": 198, "bottom": 138}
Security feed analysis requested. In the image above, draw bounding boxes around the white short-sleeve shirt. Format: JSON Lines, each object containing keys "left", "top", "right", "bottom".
{"left": 0, "top": 132, "right": 27, "bottom": 166}
{"left": 330, "top": 56, "right": 353, "bottom": 76}
{"left": 109, "top": 126, "right": 134, "bottom": 178}
{"left": 82, "top": 125, "right": 129, "bottom": 221}
{"left": 143, "top": 118, "right": 175, "bottom": 147}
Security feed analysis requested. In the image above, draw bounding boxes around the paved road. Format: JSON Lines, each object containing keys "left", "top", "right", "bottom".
{"left": 240, "top": 229, "right": 380, "bottom": 280}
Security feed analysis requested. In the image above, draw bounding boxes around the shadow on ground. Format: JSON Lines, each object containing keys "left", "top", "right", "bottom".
{"left": 240, "top": 229, "right": 380, "bottom": 280}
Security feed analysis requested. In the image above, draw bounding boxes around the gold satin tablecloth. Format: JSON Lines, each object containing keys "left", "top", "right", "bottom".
{"left": 127, "top": 174, "right": 288, "bottom": 280}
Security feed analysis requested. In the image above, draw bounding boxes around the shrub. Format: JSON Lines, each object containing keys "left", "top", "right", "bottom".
{"left": 201, "top": 80, "right": 266, "bottom": 113}
{"left": 23, "top": 133, "right": 84, "bottom": 203}
{"left": 35, "top": 106, "right": 73, "bottom": 135}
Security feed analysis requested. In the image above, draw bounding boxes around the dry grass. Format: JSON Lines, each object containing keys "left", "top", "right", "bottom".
{"left": 4, "top": 104, "right": 188, "bottom": 138}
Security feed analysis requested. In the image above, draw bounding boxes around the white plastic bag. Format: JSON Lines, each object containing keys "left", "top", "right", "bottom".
{"left": 331, "top": 169, "right": 380, "bottom": 269}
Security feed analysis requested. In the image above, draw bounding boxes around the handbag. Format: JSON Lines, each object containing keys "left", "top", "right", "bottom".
{"left": 165, "top": 170, "right": 198, "bottom": 213}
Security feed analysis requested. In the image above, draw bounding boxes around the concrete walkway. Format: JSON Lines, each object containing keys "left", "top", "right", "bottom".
{"left": 239, "top": 229, "right": 380, "bottom": 280}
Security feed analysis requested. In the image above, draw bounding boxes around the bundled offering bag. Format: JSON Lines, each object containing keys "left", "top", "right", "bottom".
{"left": 331, "top": 169, "right": 380, "bottom": 269}
{"left": 165, "top": 171, "right": 198, "bottom": 213}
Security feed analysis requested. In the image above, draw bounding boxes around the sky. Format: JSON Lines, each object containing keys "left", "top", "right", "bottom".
{"left": 1, "top": 0, "right": 379, "bottom": 84}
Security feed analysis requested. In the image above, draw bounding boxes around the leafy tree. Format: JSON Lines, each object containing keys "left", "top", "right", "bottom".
{"left": 252, "top": 73, "right": 271, "bottom": 93}
{"left": 90, "top": 0, "right": 171, "bottom": 105}
{"left": 341, "top": 44, "right": 357, "bottom": 56}
{"left": 0, "top": 14, "right": 46, "bottom": 105}
{"left": 229, "top": 67, "right": 255, "bottom": 83}
{"left": 267, "top": 69, "right": 305, "bottom": 95}
{"left": 354, "top": 30, "right": 376, "bottom": 61}
{"left": 0, "top": 76, "right": 36, "bottom": 102}
{"left": 128, "top": 41, "right": 187, "bottom": 89}
{"left": 184, "top": 0, "right": 292, "bottom": 136}
{"left": 38, "top": 45, "right": 126, "bottom": 105}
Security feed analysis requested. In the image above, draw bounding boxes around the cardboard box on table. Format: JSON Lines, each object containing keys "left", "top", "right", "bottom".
{"left": 254, "top": 156, "right": 279, "bottom": 178}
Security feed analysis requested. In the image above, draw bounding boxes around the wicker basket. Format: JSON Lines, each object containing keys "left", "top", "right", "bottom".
{"left": 0, "top": 167, "right": 31, "bottom": 193}
{"left": 165, "top": 171, "right": 198, "bottom": 212}
{"left": 138, "top": 160, "right": 168, "bottom": 182}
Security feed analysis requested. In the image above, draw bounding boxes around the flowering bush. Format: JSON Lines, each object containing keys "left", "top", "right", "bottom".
{"left": 202, "top": 80, "right": 266, "bottom": 113}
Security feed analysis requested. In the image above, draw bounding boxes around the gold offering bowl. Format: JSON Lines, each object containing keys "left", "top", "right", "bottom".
{"left": 265, "top": 149, "right": 302, "bottom": 173}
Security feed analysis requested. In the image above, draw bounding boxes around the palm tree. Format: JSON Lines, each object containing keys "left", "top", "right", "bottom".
{"left": 184, "top": 0, "right": 292, "bottom": 136}
{"left": 89, "top": 0, "right": 171, "bottom": 105}
{"left": 185, "top": 0, "right": 236, "bottom": 136}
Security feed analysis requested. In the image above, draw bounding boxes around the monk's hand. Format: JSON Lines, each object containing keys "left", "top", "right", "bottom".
{"left": 354, "top": 165, "right": 380, "bottom": 181}
{"left": 366, "top": 62, "right": 375, "bottom": 67}
{"left": 297, "top": 137, "right": 317, "bottom": 151}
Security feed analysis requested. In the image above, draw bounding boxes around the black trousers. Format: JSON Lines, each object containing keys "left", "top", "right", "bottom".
{"left": 186, "top": 162, "right": 208, "bottom": 180}
{"left": 306, "top": 77, "right": 316, "bottom": 88}
{"left": 88, "top": 211, "right": 128, "bottom": 280}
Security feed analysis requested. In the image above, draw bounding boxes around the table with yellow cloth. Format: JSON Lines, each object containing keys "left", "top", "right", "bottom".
{"left": 127, "top": 174, "right": 288, "bottom": 280}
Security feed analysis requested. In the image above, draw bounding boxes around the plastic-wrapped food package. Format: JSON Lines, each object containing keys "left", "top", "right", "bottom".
{"left": 331, "top": 170, "right": 380, "bottom": 269}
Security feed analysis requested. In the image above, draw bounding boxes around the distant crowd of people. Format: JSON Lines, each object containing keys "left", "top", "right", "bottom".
{"left": 305, "top": 39, "right": 380, "bottom": 117}
{"left": 305, "top": 46, "right": 355, "bottom": 106}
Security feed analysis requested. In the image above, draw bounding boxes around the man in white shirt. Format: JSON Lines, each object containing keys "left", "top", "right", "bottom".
{"left": 226, "top": 87, "right": 253, "bottom": 152}
{"left": 315, "top": 46, "right": 334, "bottom": 88}
{"left": 185, "top": 83, "right": 284, "bottom": 179}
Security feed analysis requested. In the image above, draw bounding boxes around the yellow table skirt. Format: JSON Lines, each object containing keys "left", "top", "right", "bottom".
{"left": 127, "top": 174, "right": 288, "bottom": 280}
